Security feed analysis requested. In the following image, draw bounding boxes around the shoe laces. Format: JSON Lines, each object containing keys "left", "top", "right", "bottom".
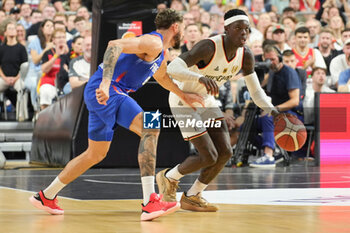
{"left": 169, "top": 181, "right": 179, "bottom": 198}
{"left": 150, "top": 194, "right": 163, "bottom": 203}
{"left": 255, "top": 156, "right": 268, "bottom": 163}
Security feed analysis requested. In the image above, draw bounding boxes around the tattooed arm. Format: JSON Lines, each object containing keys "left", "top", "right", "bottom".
{"left": 96, "top": 35, "right": 163, "bottom": 105}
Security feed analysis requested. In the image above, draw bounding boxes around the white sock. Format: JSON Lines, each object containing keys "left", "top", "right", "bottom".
{"left": 43, "top": 177, "right": 66, "bottom": 199}
{"left": 166, "top": 164, "right": 184, "bottom": 181}
{"left": 141, "top": 176, "right": 155, "bottom": 205}
{"left": 187, "top": 179, "right": 208, "bottom": 196}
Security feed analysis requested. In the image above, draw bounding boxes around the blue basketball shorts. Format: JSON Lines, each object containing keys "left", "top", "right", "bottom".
{"left": 84, "top": 85, "right": 143, "bottom": 141}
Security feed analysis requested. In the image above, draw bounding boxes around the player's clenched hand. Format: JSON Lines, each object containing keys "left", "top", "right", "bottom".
{"left": 181, "top": 93, "right": 204, "bottom": 111}
{"left": 199, "top": 77, "right": 219, "bottom": 96}
{"left": 96, "top": 79, "right": 110, "bottom": 105}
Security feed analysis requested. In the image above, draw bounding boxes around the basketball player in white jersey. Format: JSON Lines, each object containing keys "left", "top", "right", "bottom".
{"left": 156, "top": 9, "right": 280, "bottom": 211}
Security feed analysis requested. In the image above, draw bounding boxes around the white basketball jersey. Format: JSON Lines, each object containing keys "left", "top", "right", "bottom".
{"left": 177, "top": 34, "right": 245, "bottom": 95}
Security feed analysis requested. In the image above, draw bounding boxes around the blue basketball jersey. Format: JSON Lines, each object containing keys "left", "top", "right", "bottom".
{"left": 87, "top": 31, "right": 164, "bottom": 93}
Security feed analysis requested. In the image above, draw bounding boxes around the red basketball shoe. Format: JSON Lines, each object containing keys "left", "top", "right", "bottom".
{"left": 29, "top": 190, "right": 64, "bottom": 215}
{"left": 141, "top": 193, "right": 180, "bottom": 221}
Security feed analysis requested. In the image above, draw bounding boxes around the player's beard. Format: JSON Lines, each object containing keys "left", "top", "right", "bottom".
{"left": 172, "top": 32, "right": 181, "bottom": 49}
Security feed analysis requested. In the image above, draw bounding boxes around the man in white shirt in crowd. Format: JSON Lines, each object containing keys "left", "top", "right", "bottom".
{"left": 68, "top": 35, "right": 92, "bottom": 90}
{"left": 303, "top": 66, "right": 335, "bottom": 124}
{"left": 329, "top": 39, "right": 350, "bottom": 89}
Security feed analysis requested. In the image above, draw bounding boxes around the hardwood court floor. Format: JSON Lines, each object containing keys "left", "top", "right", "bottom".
{"left": 1, "top": 164, "right": 350, "bottom": 233}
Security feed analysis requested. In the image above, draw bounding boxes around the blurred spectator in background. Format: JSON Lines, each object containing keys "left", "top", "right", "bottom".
{"left": 54, "top": 20, "right": 73, "bottom": 41}
{"left": 18, "top": 3, "right": 32, "bottom": 29}
{"left": 329, "top": 16, "right": 345, "bottom": 50}
{"left": 39, "top": 28, "right": 69, "bottom": 109}
{"left": 272, "top": 24, "right": 291, "bottom": 52}
{"left": 188, "top": 4, "right": 201, "bottom": 23}
{"left": 0, "top": 20, "right": 28, "bottom": 120}
{"left": 168, "top": 47, "right": 181, "bottom": 62}
{"left": 24, "top": 19, "right": 54, "bottom": 112}
{"left": 38, "top": 0, "right": 49, "bottom": 12}
{"left": 26, "top": 5, "right": 56, "bottom": 38}
{"left": 282, "top": 50, "right": 307, "bottom": 98}
{"left": 76, "top": 6, "right": 90, "bottom": 22}
{"left": 30, "top": 9, "right": 42, "bottom": 25}
{"left": 338, "top": 68, "right": 350, "bottom": 92}
{"left": 306, "top": 18, "right": 321, "bottom": 48}
{"left": 42, "top": 4, "right": 57, "bottom": 20}
{"left": 249, "top": 40, "right": 263, "bottom": 56}
{"left": 292, "top": 27, "right": 326, "bottom": 79}
{"left": 69, "top": 35, "right": 82, "bottom": 59}
{"left": 289, "top": 0, "right": 300, "bottom": 11}
{"left": 9, "top": 6, "right": 21, "bottom": 21}
{"left": 16, "top": 23, "right": 27, "bottom": 46}
{"left": 316, "top": 28, "right": 340, "bottom": 77}
{"left": 282, "top": 6, "right": 296, "bottom": 18}
{"left": 303, "top": 67, "right": 334, "bottom": 124}
{"left": 73, "top": 16, "right": 86, "bottom": 37}
{"left": 66, "top": 14, "right": 77, "bottom": 35}
{"left": 268, "top": 11, "right": 279, "bottom": 23}
{"left": 264, "top": 24, "right": 275, "bottom": 40}
{"left": 52, "top": 0, "right": 66, "bottom": 13}
{"left": 181, "top": 23, "right": 202, "bottom": 53}
{"left": 264, "top": 45, "right": 303, "bottom": 121}
{"left": 182, "top": 12, "right": 195, "bottom": 27}
{"left": 2, "top": 0, "right": 15, "bottom": 14}
{"left": 170, "top": 0, "right": 185, "bottom": 12}
{"left": 200, "top": 11, "right": 211, "bottom": 25}
{"left": 329, "top": 39, "right": 350, "bottom": 88}
{"left": 68, "top": 34, "right": 91, "bottom": 90}
{"left": 281, "top": 16, "right": 297, "bottom": 32}
{"left": 201, "top": 23, "right": 212, "bottom": 39}
{"left": 64, "top": 0, "right": 82, "bottom": 12}
{"left": 256, "top": 13, "right": 272, "bottom": 35}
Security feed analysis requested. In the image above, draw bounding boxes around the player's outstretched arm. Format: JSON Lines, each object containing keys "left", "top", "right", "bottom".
{"left": 241, "top": 47, "right": 278, "bottom": 116}
{"left": 96, "top": 35, "right": 163, "bottom": 105}
{"left": 167, "top": 39, "right": 219, "bottom": 96}
{"left": 154, "top": 59, "right": 204, "bottom": 110}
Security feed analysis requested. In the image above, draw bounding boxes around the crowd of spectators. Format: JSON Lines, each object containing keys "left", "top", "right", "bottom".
{"left": 0, "top": 0, "right": 349, "bottom": 163}
{"left": 0, "top": 0, "right": 92, "bottom": 121}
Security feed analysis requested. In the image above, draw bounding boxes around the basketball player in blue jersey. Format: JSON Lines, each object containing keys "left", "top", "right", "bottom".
{"left": 29, "top": 9, "right": 208, "bottom": 221}
{"left": 156, "top": 9, "right": 281, "bottom": 211}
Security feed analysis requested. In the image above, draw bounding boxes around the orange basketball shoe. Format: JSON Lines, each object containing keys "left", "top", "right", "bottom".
{"left": 141, "top": 193, "right": 180, "bottom": 221}
{"left": 29, "top": 190, "right": 64, "bottom": 215}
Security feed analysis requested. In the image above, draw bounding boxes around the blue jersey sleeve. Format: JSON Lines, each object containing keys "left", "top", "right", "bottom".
{"left": 338, "top": 69, "right": 350, "bottom": 85}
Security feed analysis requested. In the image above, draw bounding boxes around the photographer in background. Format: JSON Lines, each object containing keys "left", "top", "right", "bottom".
{"left": 264, "top": 45, "right": 303, "bottom": 121}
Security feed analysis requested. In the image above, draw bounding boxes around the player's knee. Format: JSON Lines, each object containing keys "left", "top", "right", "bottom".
{"left": 219, "top": 147, "right": 233, "bottom": 162}
{"left": 85, "top": 149, "right": 108, "bottom": 164}
{"left": 200, "top": 148, "right": 218, "bottom": 167}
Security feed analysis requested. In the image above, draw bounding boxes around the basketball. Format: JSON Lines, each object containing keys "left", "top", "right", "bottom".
{"left": 274, "top": 113, "right": 307, "bottom": 152}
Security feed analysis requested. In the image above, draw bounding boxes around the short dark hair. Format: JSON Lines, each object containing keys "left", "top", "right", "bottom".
{"left": 262, "top": 39, "right": 277, "bottom": 49}
{"left": 282, "top": 7, "right": 295, "bottom": 13}
{"left": 311, "top": 66, "right": 326, "bottom": 76}
{"left": 154, "top": 8, "right": 182, "bottom": 30}
{"left": 341, "top": 27, "right": 350, "bottom": 34}
{"left": 282, "top": 49, "right": 294, "bottom": 57}
{"left": 263, "top": 44, "right": 280, "bottom": 56}
{"left": 74, "top": 16, "right": 85, "bottom": 23}
{"left": 295, "top": 26, "right": 310, "bottom": 35}
{"left": 224, "top": 9, "right": 247, "bottom": 21}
